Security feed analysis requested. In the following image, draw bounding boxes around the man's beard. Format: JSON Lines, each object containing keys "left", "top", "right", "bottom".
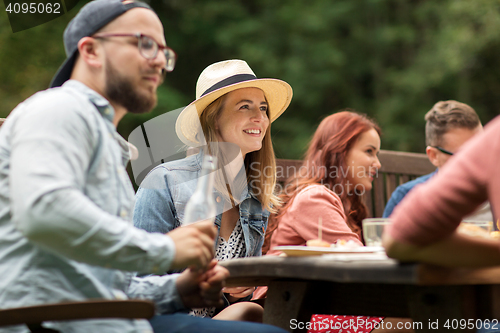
{"left": 104, "top": 60, "right": 158, "bottom": 114}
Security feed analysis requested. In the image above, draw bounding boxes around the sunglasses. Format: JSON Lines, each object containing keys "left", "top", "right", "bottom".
{"left": 431, "top": 146, "right": 454, "bottom": 156}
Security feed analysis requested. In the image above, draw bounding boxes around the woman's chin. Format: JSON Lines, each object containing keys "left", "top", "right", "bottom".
{"left": 364, "top": 182, "right": 373, "bottom": 192}
{"left": 245, "top": 145, "right": 263, "bottom": 155}
{"left": 357, "top": 181, "right": 372, "bottom": 193}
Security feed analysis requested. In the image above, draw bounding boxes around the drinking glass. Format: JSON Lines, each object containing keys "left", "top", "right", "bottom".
{"left": 362, "top": 218, "right": 391, "bottom": 247}
{"left": 461, "top": 220, "right": 493, "bottom": 232}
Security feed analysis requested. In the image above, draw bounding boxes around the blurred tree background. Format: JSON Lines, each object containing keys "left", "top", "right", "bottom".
{"left": 1, "top": 0, "right": 500, "bottom": 163}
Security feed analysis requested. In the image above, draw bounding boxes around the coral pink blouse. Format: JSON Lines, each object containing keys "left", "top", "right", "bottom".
{"left": 267, "top": 184, "right": 363, "bottom": 255}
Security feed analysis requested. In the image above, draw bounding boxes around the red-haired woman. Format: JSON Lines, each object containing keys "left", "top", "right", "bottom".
{"left": 259, "top": 111, "right": 412, "bottom": 333}
{"left": 265, "top": 111, "right": 381, "bottom": 253}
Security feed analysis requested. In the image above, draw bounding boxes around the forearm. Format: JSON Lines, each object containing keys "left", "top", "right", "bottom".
{"left": 384, "top": 232, "right": 500, "bottom": 267}
{"left": 129, "top": 273, "right": 187, "bottom": 314}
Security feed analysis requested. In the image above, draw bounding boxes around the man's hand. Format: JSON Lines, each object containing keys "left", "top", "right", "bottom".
{"left": 168, "top": 220, "right": 216, "bottom": 270}
{"left": 176, "top": 259, "right": 229, "bottom": 309}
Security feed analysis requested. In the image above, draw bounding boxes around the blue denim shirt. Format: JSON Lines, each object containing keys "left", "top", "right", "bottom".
{"left": 0, "top": 81, "right": 186, "bottom": 333}
{"left": 134, "top": 152, "right": 270, "bottom": 258}
{"left": 383, "top": 171, "right": 437, "bottom": 218}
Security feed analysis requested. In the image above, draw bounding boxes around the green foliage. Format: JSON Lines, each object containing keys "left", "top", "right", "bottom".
{"left": 0, "top": 1, "right": 75, "bottom": 115}
{"left": 2, "top": 0, "right": 500, "bottom": 160}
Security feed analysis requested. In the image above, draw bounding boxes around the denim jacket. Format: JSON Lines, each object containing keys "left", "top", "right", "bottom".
{"left": 134, "top": 152, "right": 270, "bottom": 258}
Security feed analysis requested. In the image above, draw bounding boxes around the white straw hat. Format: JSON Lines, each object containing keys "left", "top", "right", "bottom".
{"left": 175, "top": 59, "right": 293, "bottom": 147}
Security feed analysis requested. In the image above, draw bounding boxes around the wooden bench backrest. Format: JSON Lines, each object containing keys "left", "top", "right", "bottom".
{"left": 275, "top": 150, "right": 435, "bottom": 218}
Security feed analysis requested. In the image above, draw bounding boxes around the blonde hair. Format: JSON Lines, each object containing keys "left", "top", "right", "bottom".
{"left": 199, "top": 92, "right": 280, "bottom": 213}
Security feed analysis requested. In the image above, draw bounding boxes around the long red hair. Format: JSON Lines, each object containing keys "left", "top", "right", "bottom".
{"left": 263, "top": 111, "right": 381, "bottom": 253}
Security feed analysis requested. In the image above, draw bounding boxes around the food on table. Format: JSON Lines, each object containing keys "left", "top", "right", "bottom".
{"left": 335, "top": 239, "right": 361, "bottom": 249}
{"left": 306, "top": 239, "right": 331, "bottom": 247}
{"left": 490, "top": 231, "right": 500, "bottom": 240}
{"left": 457, "top": 223, "right": 492, "bottom": 239}
{"left": 304, "top": 239, "right": 362, "bottom": 248}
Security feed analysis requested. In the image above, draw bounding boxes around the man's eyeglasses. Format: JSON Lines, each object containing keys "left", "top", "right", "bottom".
{"left": 431, "top": 146, "right": 454, "bottom": 156}
{"left": 93, "top": 33, "right": 176, "bottom": 72}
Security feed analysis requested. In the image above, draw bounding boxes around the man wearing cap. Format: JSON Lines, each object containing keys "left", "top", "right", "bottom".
{"left": 0, "top": 1, "right": 287, "bottom": 332}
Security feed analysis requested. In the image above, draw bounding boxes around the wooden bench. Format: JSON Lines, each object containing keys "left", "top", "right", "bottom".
{"left": 0, "top": 300, "right": 155, "bottom": 332}
{"left": 276, "top": 149, "right": 436, "bottom": 218}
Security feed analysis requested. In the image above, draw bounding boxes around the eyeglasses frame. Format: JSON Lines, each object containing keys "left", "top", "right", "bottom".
{"left": 92, "top": 32, "right": 176, "bottom": 72}
{"left": 431, "top": 146, "right": 454, "bottom": 156}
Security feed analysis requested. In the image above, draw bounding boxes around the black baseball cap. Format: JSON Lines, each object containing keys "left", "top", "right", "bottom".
{"left": 50, "top": 0, "right": 154, "bottom": 88}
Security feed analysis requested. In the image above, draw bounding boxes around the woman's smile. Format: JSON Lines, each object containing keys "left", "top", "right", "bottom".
{"left": 216, "top": 87, "right": 269, "bottom": 158}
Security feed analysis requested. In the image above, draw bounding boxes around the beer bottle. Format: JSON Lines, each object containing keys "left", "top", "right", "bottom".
{"left": 183, "top": 155, "right": 217, "bottom": 225}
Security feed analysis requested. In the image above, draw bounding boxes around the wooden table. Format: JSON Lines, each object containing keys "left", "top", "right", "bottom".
{"left": 220, "top": 255, "right": 500, "bottom": 332}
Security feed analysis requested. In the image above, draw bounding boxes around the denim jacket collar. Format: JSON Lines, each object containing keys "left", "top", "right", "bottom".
{"left": 191, "top": 150, "right": 259, "bottom": 211}
{"left": 135, "top": 149, "right": 269, "bottom": 257}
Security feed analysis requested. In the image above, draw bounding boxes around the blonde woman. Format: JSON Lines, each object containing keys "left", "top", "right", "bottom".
{"left": 134, "top": 59, "right": 292, "bottom": 321}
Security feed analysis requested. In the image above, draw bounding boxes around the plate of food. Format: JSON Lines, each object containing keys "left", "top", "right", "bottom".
{"left": 272, "top": 244, "right": 385, "bottom": 257}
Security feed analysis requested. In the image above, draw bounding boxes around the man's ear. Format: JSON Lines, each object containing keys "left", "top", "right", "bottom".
{"left": 426, "top": 146, "right": 440, "bottom": 168}
{"left": 77, "top": 37, "right": 103, "bottom": 68}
